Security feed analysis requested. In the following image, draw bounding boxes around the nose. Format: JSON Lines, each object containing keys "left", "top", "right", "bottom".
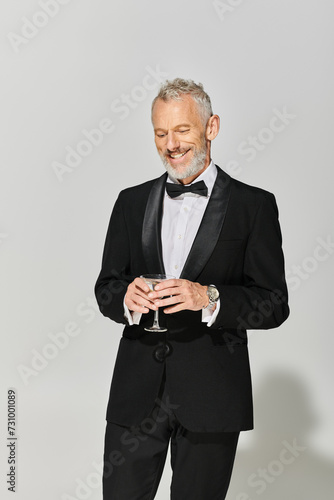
{"left": 166, "top": 131, "right": 180, "bottom": 152}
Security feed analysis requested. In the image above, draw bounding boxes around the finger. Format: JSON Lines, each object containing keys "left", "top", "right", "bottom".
{"left": 163, "top": 303, "right": 187, "bottom": 314}
{"left": 154, "top": 295, "right": 184, "bottom": 308}
{"left": 132, "top": 295, "right": 158, "bottom": 310}
{"left": 126, "top": 298, "right": 156, "bottom": 313}
{"left": 133, "top": 277, "right": 151, "bottom": 293}
{"left": 133, "top": 305, "right": 151, "bottom": 313}
{"left": 148, "top": 286, "right": 184, "bottom": 300}
{"left": 133, "top": 289, "right": 155, "bottom": 302}
{"left": 128, "top": 282, "right": 156, "bottom": 302}
{"left": 125, "top": 291, "right": 157, "bottom": 311}
{"left": 154, "top": 279, "right": 181, "bottom": 291}
{"left": 127, "top": 301, "right": 150, "bottom": 313}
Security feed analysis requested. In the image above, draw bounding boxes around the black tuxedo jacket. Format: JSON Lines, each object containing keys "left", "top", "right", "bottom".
{"left": 95, "top": 166, "right": 289, "bottom": 432}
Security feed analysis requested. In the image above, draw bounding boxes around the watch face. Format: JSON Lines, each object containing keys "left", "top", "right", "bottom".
{"left": 208, "top": 286, "right": 219, "bottom": 302}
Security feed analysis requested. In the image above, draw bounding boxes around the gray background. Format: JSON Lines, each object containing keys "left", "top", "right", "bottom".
{"left": 1, "top": 0, "right": 333, "bottom": 498}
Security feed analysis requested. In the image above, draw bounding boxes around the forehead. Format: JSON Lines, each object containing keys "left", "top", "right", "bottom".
{"left": 152, "top": 95, "right": 202, "bottom": 128}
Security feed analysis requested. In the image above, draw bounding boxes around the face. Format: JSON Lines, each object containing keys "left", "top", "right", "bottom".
{"left": 152, "top": 95, "right": 211, "bottom": 184}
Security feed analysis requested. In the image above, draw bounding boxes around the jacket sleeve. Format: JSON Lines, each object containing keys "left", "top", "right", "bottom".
{"left": 213, "top": 191, "right": 289, "bottom": 330}
{"left": 94, "top": 194, "right": 133, "bottom": 325}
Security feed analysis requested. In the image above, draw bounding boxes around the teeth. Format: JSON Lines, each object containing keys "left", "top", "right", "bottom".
{"left": 170, "top": 151, "right": 186, "bottom": 159}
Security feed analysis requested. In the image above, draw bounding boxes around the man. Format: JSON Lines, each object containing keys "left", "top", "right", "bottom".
{"left": 95, "top": 78, "right": 289, "bottom": 499}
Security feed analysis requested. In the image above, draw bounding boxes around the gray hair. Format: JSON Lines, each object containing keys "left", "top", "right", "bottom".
{"left": 151, "top": 78, "right": 213, "bottom": 125}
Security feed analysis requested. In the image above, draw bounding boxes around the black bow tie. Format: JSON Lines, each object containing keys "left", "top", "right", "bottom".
{"left": 166, "top": 180, "right": 208, "bottom": 199}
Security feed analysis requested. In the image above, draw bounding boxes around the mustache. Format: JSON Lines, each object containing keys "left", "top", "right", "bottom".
{"left": 164, "top": 148, "right": 191, "bottom": 156}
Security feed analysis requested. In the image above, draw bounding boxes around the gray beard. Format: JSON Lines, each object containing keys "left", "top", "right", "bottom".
{"left": 160, "top": 145, "right": 208, "bottom": 181}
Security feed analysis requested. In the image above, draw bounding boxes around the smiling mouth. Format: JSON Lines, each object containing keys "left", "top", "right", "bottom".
{"left": 167, "top": 149, "right": 190, "bottom": 159}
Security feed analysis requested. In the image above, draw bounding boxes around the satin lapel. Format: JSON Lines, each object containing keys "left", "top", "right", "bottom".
{"left": 142, "top": 173, "right": 167, "bottom": 274}
{"left": 180, "top": 166, "right": 232, "bottom": 281}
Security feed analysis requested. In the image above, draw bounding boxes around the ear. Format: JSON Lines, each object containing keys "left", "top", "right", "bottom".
{"left": 205, "top": 115, "right": 220, "bottom": 141}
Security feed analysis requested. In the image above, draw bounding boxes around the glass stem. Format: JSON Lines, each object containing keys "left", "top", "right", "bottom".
{"left": 152, "top": 308, "right": 160, "bottom": 329}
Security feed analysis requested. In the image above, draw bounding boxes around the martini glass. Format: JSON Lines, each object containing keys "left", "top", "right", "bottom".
{"left": 140, "top": 274, "right": 175, "bottom": 332}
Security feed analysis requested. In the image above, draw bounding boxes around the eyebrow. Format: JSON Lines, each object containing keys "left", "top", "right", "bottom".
{"left": 154, "top": 123, "right": 191, "bottom": 132}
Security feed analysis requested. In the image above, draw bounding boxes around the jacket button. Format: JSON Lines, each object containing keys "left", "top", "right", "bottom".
{"left": 153, "top": 343, "right": 171, "bottom": 363}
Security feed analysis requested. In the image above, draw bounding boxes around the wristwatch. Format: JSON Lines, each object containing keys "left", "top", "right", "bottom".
{"left": 206, "top": 285, "right": 220, "bottom": 309}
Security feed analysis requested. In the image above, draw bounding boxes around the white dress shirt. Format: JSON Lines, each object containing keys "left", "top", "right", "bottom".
{"left": 125, "top": 161, "right": 220, "bottom": 326}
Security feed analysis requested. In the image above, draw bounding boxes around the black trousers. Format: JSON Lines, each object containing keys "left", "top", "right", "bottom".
{"left": 103, "top": 381, "right": 239, "bottom": 500}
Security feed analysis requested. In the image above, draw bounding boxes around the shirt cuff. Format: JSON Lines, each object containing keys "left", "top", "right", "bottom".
{"left": 123, "top": 299, "right": 142, "bottom": 325}
{"left": 202, "top": 298, "right": 220, "bottom": 327}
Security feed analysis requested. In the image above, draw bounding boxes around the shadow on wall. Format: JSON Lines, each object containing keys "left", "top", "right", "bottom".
{"left": 227, "top": 372, "right": 334, "bottom": 500}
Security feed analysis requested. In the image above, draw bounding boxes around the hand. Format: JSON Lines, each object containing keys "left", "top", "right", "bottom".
{"left": 148, "top": 279, "right": 210, "bottom": 314}
{"left": 124, "top": 277, "right": 158, "bottom": 314}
